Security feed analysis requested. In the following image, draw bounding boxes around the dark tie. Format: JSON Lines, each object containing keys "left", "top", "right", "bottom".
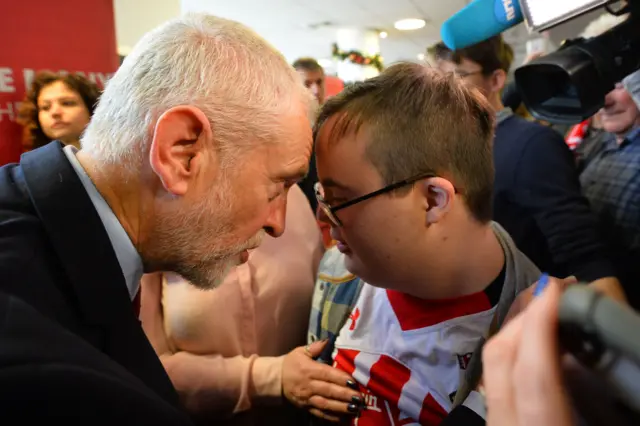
{"left": 132, "top": 290, "right": 141, "bottom": 318}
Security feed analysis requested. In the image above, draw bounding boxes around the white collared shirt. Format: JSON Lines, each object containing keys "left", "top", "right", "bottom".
{"left": 63, "top": 145, "right": 143, "bottom": 300}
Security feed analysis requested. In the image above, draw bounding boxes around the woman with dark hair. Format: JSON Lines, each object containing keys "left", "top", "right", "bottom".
{"left": 17, "top": 71, "right": 101, "bottom": 150}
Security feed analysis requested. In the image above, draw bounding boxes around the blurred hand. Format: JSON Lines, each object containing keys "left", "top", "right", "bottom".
{"left": 483, "top": 278, "right": 574, "bottom": 426}
{"left": 523, "top": 51, "right": 544, "bottom": 65}
{"left": 505, "top": 275, "right": 627, "bottom": 326}
{"left": 282, "top": 340, "right": 364, "bottom": 422}
{"left": 589, "top": 277, "right": 627, "bottom": 304}
{"left": 503, "top": 275, "right": 577, "bottom": 324}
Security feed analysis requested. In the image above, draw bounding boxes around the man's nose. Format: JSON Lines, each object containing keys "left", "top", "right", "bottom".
{"left": 603, "top": 88, "right": 621, "bottom": 108}
{"left": 263, "top": 195, "right": 287, "bottom": 238}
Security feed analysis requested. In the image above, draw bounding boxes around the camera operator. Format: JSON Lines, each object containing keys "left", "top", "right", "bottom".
{"left": 573, "top": 12, "right": 640, "bottom": 308}
{"left": 483, "top": 276, "right": 640, "bottom": 426}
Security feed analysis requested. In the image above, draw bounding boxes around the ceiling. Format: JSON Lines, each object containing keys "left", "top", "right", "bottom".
{"left": 116, "top": 0, "right": 603, "bottom": 77}
{"left": 181, "top": 0, "right": 474, "bottom": 65}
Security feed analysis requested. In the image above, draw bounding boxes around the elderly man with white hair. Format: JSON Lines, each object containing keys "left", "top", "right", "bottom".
{"left": 0, "top": 13, "right": 317, "bottom": 425}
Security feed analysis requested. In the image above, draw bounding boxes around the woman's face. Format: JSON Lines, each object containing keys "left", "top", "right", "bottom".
{"left": 37, "top": 81, "right": 91, "bottom": 148}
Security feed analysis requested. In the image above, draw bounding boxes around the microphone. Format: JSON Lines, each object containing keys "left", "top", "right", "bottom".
{"left": 441, "top": 0, "right": 524, "bottom": 50}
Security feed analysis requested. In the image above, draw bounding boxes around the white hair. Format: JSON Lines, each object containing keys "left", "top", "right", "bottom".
{"left": 82, "top": 13, "right": 312, "bottom": 168}
{"left": 580, "top": 12, "right": 629, "bottom": 39}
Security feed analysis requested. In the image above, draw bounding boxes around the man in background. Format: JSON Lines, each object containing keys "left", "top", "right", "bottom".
{"left": 293, "top": 57, "right": 326, "bottom": 213}
{"left": 433, "top": 36, "right": 624, "bottom": 302}
{"left": 293, "top": 57, "right": 326, "bottom": 106}
{"left": 580, "top": 79, "right": 640, "bottom": 307}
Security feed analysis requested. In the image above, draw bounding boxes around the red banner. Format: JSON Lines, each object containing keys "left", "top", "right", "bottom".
{"left": 0, "top": 0, "right": 119, "bottom": 165}
{"left": 325, "top": 76, "right": 345, "bottom": 99}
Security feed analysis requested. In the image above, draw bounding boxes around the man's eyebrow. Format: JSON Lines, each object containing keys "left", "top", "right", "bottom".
{"left": 289, "top": 166, "right": 308, "bottom": 182}
{"left": 321, "top": 178, "right": 352, "bottom": 191}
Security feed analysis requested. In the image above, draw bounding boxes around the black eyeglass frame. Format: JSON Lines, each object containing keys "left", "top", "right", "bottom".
{"left": 315, "top": 172, "right": 441, "bottom": 227}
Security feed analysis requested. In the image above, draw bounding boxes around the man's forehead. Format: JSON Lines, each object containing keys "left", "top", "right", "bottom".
{"left": 299, "top": 69, "right": 324, "bottom": 80}
{"left": 438, "top": 57, "right": 477, "bottom": 71}
{"left": 262, "top": 140, "right": 310, "bottom": 180}
{"left": 436, "top": 58, "right": 455, "bottom": 71}
{"left": 458, "top": 57, "right": 480, "bottom": 68}
{"left": 277, "top": 113, "right": 313, "bottom": 165}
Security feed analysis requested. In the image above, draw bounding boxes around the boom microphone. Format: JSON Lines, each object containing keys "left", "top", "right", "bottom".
{"left": 441, "top": 0, "right": 523, "bottom": 50}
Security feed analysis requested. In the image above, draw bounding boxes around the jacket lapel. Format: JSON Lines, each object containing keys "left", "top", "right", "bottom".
{"left": 21, "top": 142, "right": 130, "bottom": 326}
{"left": 19, "top": 142, "right": 179, "bottom": 406}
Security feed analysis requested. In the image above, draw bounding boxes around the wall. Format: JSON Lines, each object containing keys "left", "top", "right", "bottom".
{"left": 0, "top": 0, "right": 119, "bottom": 165}
{"left": 113, "top": 0, "right": 181, "bottom": 55}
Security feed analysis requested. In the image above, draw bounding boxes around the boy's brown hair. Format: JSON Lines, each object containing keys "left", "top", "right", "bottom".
{"left": 314, "top": 62, "right": 496, "bottom": 223}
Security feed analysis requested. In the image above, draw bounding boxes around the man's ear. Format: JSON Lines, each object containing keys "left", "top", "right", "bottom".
{"left": 419, "top": 177, "right": 456, "bottom": 224}
{"left": 148, "top": 106, "right": 213, "bottom": 196}
{"left": 490, "top": 69, "right": 507, "bottom": 94}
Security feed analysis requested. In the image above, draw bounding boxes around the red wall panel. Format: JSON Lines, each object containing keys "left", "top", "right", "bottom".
{"left": 0, "top": 0, "right": 118, "bottom": 165}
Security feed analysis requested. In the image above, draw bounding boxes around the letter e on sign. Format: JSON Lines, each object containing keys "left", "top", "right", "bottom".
{"left": 0, "top": 68, "right": 16, "bottom": 93}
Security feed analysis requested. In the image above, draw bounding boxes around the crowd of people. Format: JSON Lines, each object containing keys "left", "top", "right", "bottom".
{"left": 0, "top": 9, "right": 638, "bottom": 426}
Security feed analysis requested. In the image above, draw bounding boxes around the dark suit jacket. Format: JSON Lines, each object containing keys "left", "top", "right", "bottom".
{"left": 0, "top": 290, "right": 191, "bottom": 425}
{"left": 0, "top": 142, "right": 188, "bottom": 421}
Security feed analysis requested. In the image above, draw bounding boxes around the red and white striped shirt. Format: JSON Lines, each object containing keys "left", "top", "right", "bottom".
{"left": 333, "top": 283, "right": 497, "bottom": 425}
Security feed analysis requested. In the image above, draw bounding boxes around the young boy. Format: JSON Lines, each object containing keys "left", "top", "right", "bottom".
{"left": 308, "top": 63, "right": 540, "bottom": 425}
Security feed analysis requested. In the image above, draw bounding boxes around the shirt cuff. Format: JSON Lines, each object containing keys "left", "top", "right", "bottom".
{"left": 462, "top": 390, "right": 486, "bottom": 419}
{"left": 251, "top": 356, "right": 285, "bottom": 406}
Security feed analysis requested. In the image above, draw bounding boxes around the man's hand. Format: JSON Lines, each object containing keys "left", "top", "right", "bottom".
{"left": 522, "top": 51, "right": 544, "bottom": 65}
{"left": 483, "top": 278, "right": 574, "bottom": 426}
{"left": 505, "top": 275, "right": 626, "bottom": 325}
{"left": 503, "top": 275, "right": 577, "bottom": 324}
{"left": 282, "top": 341, "right": 364, "bottom": 422}
{"left": 589, "top": 277, "right": 627, "bottom": 304}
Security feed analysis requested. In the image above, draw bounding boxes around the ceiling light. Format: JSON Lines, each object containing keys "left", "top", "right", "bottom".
{"left": 394, "top": 18, "right": 426, "bottom": 31}
{"left": 379, "top": 31, "right": 388, "bottom": 39}
{"left": 417, "top": 53, "right": 425, "bottom": 61}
